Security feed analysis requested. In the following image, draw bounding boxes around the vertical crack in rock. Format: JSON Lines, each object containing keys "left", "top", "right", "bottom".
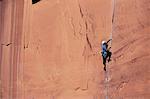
{"left": 86, "top": 33, "right": 92, "bottom": 50}
{"left": 112, "top": 7, "right": 115, "bottom": 24}
{"left": 77, "top": 0, "right": 87, "bottom": 34}
{"left": 70, "top": 17, "right": 76, "bottom": 36}
{"left": 77, "top": 1, "right": 95, "bottom": 58}
{"left": 78, "top": 3, "right": 84, "bottom": 18}
{"left": 112, "top": 0, "right": 115, "bottom": 24}
{"left": 85, "top": 21, "right": 88, "bottom": 32}
{"left": 70, "top": 17, "right": 81, "bottom": 40}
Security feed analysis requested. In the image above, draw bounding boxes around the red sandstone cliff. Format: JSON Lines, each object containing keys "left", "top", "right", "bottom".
{"left": 0, "top": 0, "right": 150, "bottom": 99}
{"left": 110, "top": 0, "right": 150, "bottom": 98}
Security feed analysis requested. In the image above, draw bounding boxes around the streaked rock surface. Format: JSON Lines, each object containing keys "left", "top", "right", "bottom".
{"left": 0, "top": 0, "right": 149, "bottom": 99}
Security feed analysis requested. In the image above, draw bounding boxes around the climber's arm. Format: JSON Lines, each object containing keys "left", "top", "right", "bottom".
{"left": 106, "top": 39, "right": 112, "bottom": 44}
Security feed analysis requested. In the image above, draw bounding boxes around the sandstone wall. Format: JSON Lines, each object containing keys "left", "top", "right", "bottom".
{"left": 110, "top": 0, "right": 150, "bottom": 98}
{"left": 0, "top": 0, "right": 24, "bottom": 98}
{"left": 0, "top": 0, "right": 149, "bottom": 99}
{"left": 23, "top": 0, "right": 112, "bottom": 98}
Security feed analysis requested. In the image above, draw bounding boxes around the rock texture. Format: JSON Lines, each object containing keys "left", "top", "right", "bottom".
{"left": 0, "top": 0, "right": 149, "bottom": 99}
{"left": 24, "top": 0, "right": 112, "bottom": 98}
{"left": 110, "top": 0, "right": 150, "bottom": 98}
{"left": 0, "top": 0, "right": 24, "bottom": 99}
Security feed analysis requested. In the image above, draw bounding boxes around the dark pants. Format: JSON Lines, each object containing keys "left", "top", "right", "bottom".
{"left": 102, "top": 51, "right": 112, "bottom": 66}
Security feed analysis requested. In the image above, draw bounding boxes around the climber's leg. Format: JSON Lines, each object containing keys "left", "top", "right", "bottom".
{"left": 107, "top": 51, "right": 112, "bottom": 62}
{"left": 102, "top": 56, "right": 107, "bottom": 71}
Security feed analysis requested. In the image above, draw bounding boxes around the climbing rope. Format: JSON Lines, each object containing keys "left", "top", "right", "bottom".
{"left": 105, "top": 0, "right": 115, "bottom": 99}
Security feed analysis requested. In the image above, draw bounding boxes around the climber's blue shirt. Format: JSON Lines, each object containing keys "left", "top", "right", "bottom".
{"left": 102, "top": 43, "right": 107, "bottom": 52}
{"left": 102, "top": 43, "right": 107, "bottom": 58}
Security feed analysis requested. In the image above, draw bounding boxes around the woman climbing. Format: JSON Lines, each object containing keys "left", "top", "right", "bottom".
{"left": 101, "top": 39, "right": 112, "bottom": 71}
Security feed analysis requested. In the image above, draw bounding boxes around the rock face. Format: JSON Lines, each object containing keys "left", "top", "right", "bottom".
{"left": 0, "top": 0, "right": 149, "bottom": 99}
{"left": 0, "top": 0, "right": 24, "bottom": 99}
{"left": 24, "top": 0, "right": 112, "bottom": 98}
{"left": 110, "top": 0, "right": 150, "bottom": 98}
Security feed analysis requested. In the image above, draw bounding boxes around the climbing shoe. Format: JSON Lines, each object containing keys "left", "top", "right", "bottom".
{"left": 104, "top": 66, "right": 106, "bottom": 71}
{"left": 108, "top": 58, "right": 111, "bottom": 62}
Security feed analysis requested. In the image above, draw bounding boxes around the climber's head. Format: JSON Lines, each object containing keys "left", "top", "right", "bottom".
{"left": 102, "top": 41, "right": 106, "bottom": 45}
